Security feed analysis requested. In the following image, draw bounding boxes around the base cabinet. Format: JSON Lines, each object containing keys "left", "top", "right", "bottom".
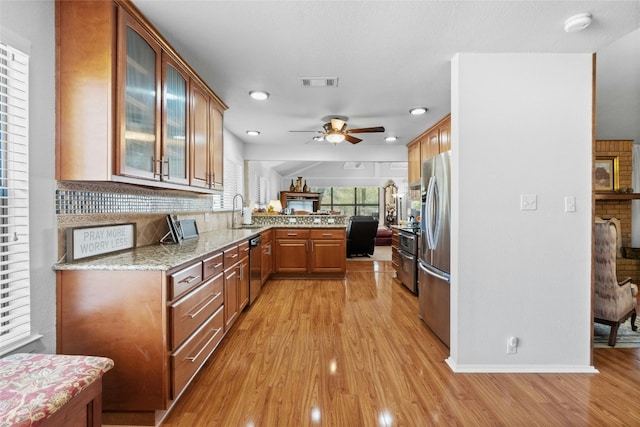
{"left": 273, "top": 228, "right": 346, "bottom": 277}
{"left": 56, "top": 238, "right": 250, "bottom": 426}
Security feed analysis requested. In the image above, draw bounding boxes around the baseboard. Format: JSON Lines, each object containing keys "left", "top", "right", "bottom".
{"left": 445, "top": 357, "right": 599, "bottom": 374}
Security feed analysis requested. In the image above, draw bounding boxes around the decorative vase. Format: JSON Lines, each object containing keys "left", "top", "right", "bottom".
{"left": 289, "top": 179, "right": 295, "bottom": 191}
{"left": 295, "top": 177, "right": 303, "bottom": 192}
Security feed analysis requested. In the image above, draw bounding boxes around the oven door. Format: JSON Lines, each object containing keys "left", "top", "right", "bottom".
{"left": 397, "top": 249, "right": 417, "bottom": 294}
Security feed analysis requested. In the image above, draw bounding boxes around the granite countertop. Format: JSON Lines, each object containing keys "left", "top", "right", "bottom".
{"left": 54, "top": 224, "right": 347, "bottom": 272}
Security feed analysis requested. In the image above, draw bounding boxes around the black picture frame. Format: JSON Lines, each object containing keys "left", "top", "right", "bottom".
{"left": 178, "top": 219, "right": 199, "bottom": 240}
{"left": 161, "top": 214, "right": 183, "bottom": 244}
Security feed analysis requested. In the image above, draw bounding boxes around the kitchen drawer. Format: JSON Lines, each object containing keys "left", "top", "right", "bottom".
{"left": 171, "top": 306, "right": 224, "bottom": 399}
{"left": 275, "top": 229, "right": 310, "bottom": 239}
{"left": 261, "top": 229, "right": 273, "bottom": 242}
{"left": 238, "top": 240, "right": 250, "bottom": 259}
{"left": 170, "top": 273, "right": 224, "bottom": 350}
{"left": 203, "top": 252, "right": 224, "bottom": 280}
{"left": 223, "top": 245, "right": 239, "bottom": 269}
{"left": 310, "top": 229, "right": 345, "bottom": 239}
{"left": 170, "top": 262, "right": 203, "bottom": 300}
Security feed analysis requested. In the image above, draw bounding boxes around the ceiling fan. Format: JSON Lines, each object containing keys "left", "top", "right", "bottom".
{"left": 290, "top": 117, "right": 385, "bottom": 145}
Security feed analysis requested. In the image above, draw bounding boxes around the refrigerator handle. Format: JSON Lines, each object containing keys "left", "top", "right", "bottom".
{"left": 419, "top": 259, "right": 450, "bottom": 283}
{"left": 425, "top": 176, "right": 437, "bottom": 250}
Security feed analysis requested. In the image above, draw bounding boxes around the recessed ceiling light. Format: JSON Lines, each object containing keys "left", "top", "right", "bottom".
{"left": 246, "top": 130, "right": 260, "bottom": 136}
{"left": 313, "top": 136, "right": 324, "bottom": 141}
{"left": 249, "top": 90, "right": 269, "bottom": 100}
{"left": 564, "top": 13, "right": 592, "bottom": 33}
{"left": 385, "top": 136, "right": 397, "bottom": 143}
{"left": 409, "top": 107, "right": 428, "bottom": 115}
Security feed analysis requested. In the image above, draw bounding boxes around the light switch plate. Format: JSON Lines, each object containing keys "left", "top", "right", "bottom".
{"left": 564, "top": 196, "right": 576, "bottom": 212}
{"left": 520, "top": 194, "right": 537, "bottom": 211}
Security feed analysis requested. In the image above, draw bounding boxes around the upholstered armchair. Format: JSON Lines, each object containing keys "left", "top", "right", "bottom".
{"left": 346, "top": 216, "right": 379, "bottom": 257}
{"left": 594, "top": 221, "right": 638, "bottom": 346}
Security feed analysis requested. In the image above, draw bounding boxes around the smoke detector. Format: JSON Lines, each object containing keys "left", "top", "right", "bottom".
{"left": 564, "top": 13, "right": 592, "bottom": 33}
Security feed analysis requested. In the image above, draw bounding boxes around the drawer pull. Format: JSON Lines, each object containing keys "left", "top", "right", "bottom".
{"left": 185, "top": 327, "right": 222, "bottom": 363}
{"left": 229, "top": 253, "right": 238, "bottom": 259}
{"left": 179, "top": 275, "right": 199, "bottom": 285}
{"left": 322, "top": 233, "right": 332, "bottom": 237}
{"left": 212, "top": 262, "right": 223, "bottom": 269}
{"left": 287, "top": 233, "right": 297, "bottom": 236}
{"left": 243, "top": 247, "right": 250, "bottom": 252}
{"left": 187, "top": 292, "right": 222, "bottom": 319}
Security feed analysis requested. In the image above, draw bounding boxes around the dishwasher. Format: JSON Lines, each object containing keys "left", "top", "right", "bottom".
{"left": 249, "top": 235, "right": 262, "bottom": 305}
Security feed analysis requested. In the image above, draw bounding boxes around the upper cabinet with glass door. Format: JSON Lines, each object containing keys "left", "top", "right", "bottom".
{"left": 117, "top": 12, "right": 161, "bottom": 181}
{"left": 55, "top": 0, "right": 226, "bottom": 193}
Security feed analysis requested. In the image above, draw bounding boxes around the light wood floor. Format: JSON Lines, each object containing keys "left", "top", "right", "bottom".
{"left": 161, "top": 260, "right": 640, "bottom": 426}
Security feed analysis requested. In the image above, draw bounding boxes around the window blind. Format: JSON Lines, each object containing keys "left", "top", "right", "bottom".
{"left": 213, "top": 159, "right": 242, "bottom": 210}
{"left": 0, "top": 41, "right": 30, "bottom": 351}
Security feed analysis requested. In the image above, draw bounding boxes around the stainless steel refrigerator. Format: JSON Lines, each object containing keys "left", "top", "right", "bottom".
{"left": 419, "top": 151, "right": 451, "bottom": 347}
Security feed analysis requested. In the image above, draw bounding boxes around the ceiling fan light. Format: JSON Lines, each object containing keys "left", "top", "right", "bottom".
{"left": 249, "top": 90, "right": 270, "bottom": 100}
{"left": 325, "top": 132, "right": 345, "bottom": 144}
{"left": 246, "top": 130, "right": 260, "bottom": 136}
{"left": 385, "top": 136, "right": 397, "bottom": 143}
{"left": 409, "top": 107, "right": 428, "bottom": 115}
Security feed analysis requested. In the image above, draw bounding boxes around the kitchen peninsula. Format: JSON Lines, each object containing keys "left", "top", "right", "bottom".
{"left": 54, "top": 218, "right": 347, "bottom": 426}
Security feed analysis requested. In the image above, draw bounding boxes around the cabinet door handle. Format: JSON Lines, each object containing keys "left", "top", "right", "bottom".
{"left": 187, "top": 292, "right": 222, "bottom": 319}
{"left": 153, "top": 157, "right": 161, "bottom": 179}
{"left": 185, "top": 327, "right": 222, "bottom": 363}
{"left": 239, "top": 264, "right": 244, "bottom": 280}
{"left": 162, "top": 157, "right": 170, "bottom": 179}
{"left": 179, "top": 275, "right": 200, "bottom": 285}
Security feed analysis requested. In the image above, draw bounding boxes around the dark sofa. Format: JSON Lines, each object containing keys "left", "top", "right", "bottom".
{"left": 346, "top": 216, "right": 379, "bottom": 257}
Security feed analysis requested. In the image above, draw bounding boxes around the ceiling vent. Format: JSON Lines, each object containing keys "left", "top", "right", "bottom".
{"left": 299, "top": 77, "right": 338, "bottom": 88}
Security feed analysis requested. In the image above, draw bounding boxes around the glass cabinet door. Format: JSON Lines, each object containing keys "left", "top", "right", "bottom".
{"left": 162, "top": 54, "right": 189, "bottom": 184}
{"left": 118, "top": 11, "right": 161, "bottom": 180}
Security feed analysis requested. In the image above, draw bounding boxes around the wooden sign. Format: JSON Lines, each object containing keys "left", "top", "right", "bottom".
{"left": 66, "top": 223, "right": 136, "bottom": 261}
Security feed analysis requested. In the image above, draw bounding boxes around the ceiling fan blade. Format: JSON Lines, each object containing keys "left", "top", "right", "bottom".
{"left": 347, "top": 126, "right": 385, "bottom": 134}
{"left": 345, "top": 134, "right": 362, "bottom": 144}
{"left": 331, "top": 118, "right": 347, "bottom": 132}
{"left": 289, "top": 130, "right": 322, "bottom": 133}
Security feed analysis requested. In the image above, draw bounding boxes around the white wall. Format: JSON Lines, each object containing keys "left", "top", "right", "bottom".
{"left": 1, "top": 0, "right": 57, "bottom": 353}
{"left": 449, "top": 53, "right": 594, "bottom": 372}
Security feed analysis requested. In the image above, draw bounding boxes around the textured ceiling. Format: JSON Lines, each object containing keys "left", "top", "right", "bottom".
{"left": 132, "top": 0, "right": 640, "bottom": 172}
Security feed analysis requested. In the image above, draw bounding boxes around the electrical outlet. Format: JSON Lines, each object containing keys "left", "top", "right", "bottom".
{"left": 507, "top": 336, "right": 518, "bottom": 354}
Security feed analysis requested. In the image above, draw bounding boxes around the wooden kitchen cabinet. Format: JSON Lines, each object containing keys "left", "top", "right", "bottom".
{"left": 261, "top": 229, "right": 273, "bottom": 284}
{"left": 223, "top": 245, "right": 240, "bottom": 330}
{"left": 56, "top": 263, "right": 225, "bottom": 425}
{"left": 406, "top": 114, "right": 451, "bottom": 185}
{"left": 309, "top": 229, "right": 346, "bottom": 273}
{"left": 238, "top": 240, "right": 250, "bottom": 312}
{"left": 190, "top": 80, "right": 226, "bottom": 190}
{"left": 391, "top": 228, "right": 400, "bottom": 275}
{"left": 407, "top": 140, "right": 421, "bottom": 185}
{"left": 55, "top": 237, "right": 253, "bottom": 425}
{"left": 55, "top": 0, "right": 227, "bottom": 193}
{"left": 273, "top": 228, "right": 346, "bottom": 277}
{"left": 274, "top": 229, "right": 310, "bottom": 273}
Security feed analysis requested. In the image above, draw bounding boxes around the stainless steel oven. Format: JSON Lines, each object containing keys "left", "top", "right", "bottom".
{"left": 397, "top": 229, "right": 419, "bottom": 294}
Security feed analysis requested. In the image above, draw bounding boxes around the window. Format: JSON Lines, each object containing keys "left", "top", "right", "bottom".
{"left": 212, "top": 158, "right": 242, "bottom": 210}
{"left": 314, "top": 186, "right": 379, "bottom": 217}
{"left": 0, "top": 41, "right": 30, "bottom": 352}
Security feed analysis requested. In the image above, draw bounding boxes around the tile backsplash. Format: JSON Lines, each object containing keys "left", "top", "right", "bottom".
{"left": 56, "top": 181, "right": 230, "bottom": 260}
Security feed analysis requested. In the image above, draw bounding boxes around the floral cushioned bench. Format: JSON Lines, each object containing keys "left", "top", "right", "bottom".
{"left": 0, "top": 353, "right": 114, "bottom": 427}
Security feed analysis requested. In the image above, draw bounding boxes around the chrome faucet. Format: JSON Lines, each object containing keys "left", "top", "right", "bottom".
{"left": 231, "top": 193, "right": 244, "bottom": 228}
